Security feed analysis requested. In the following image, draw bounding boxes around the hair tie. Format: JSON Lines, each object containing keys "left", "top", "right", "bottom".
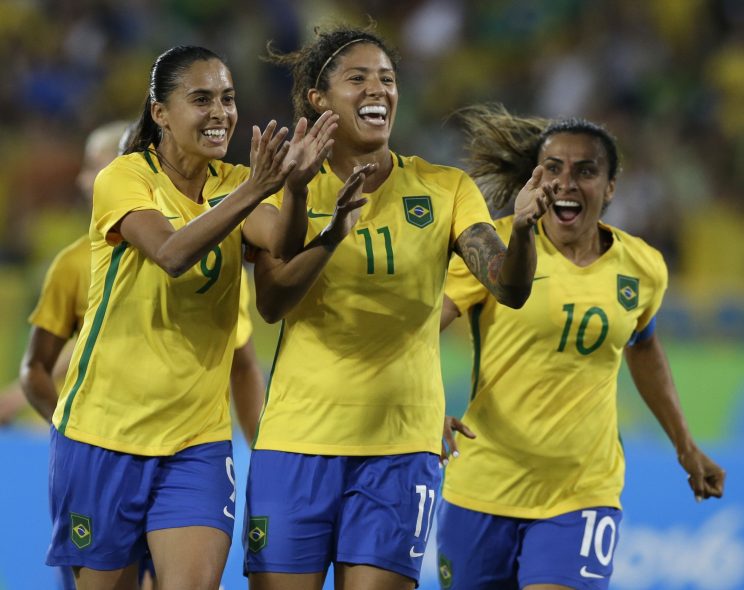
{"left": 313, "top": 38, "right": 366, "bottom": 89}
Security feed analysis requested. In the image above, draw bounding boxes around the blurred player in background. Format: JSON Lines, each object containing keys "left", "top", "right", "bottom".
{"left": 45, "top": 44, "right": 334, "bottom": 589}
{"left": 436, "top": 104, "right": 726, "bottom": 590}
{"left": 242, "top": 24, "right": 555, "bottom": 590}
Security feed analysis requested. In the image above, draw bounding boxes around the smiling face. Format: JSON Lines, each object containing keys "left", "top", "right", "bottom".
{"left": 538, "top": 132, "right": 616, "bottom": 246}
{"left": 151, "top": 58, "right": 237, "bottom": 162}
{"left": 310, "top": 42, "right": 398, "bottom": 153}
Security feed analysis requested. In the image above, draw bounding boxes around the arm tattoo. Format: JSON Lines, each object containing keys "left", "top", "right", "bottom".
{"left": 454, "top": 223, "right": 509, "bottom": 300}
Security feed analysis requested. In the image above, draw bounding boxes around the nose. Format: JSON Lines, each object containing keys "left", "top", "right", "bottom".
{"left": 210, "top": 98, "right": 227, "bottom": 120}
{"left": 558, "top": 168, "right": 578, "bottom": 192}
{"left": 365, "top": 77, "right": 386, "bottom": 96}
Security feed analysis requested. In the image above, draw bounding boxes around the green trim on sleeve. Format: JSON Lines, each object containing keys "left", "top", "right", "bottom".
{"left": 58, "top": 243, "right": 128, "bottom": 434}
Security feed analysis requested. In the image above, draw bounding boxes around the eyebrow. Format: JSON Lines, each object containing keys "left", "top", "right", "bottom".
{"left": 342, "top": 66, "right": 395, "bottom": 74}
{"left": 543, "top": 156, "right": 597, "bottom": 166}
{"left": 186, "top": 87, "right": 235, "bottom": 96}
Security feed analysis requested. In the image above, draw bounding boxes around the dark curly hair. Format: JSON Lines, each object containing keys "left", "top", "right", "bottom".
{"left": 264, "top": 22, "right": 400, "bottom": 124}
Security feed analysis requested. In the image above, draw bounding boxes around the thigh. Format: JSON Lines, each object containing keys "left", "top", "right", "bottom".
{"left": 243, "top": 450, "right": 343, "bottom": 575}
{"left": 519, "top": 507, "right": 622, "bottom": 590}
{"left": 46, "top": 428, "right": 153, "bottom": 570}
{"left": 73, "top": 562, "right": 140, "bottom": 590}
{"left": 436, "top": 499, "right": 520, "bottom": 590}
{"left": 335, "top": 563, "right": 415, "bottom": 590}
{"left": 336, "top": 453, "right": 441, "bottom": 585}
{"left": 147, "top": 440, "right": 236, "bottom": 539}
{"left": 147, "top": 525, "right": 230, "bottom": 590}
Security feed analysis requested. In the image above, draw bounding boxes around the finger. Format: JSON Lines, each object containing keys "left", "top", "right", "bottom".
{"left": 273, "top": 141, "right": 293, "bottom": 172}
{"left": 687, "top": 473, "right": 706, "bottom": 500}
{"left": 452, "top": 418, "right": 476, "bottom": 439}
{"left": 260, "top": 120, "right": 278, "bottom": 146}
{"left": 315, "top": 115, "right": 339, "bottom": 144}
{"left": 526, "top": 165, "right": 544, "bottom": 188}
{"left": 291, "top": 117, "right": 308, "bottom": 143}
{"left": 443, "top": 427, "right": 457, "bottom": 459}
{"left": 542, "top": 182, "right": 557, "bottom": 205}
{"left": 267, "top": 126, "right": 290, "bottom": 156}
{"left": 342, "top": 197, "right": 368, "bottom": 212}
{"left": 250, "top": 125, "right": 261, "bottom": 166}
{"left": 307, "top": 112, "right": 331, "bottom": 139}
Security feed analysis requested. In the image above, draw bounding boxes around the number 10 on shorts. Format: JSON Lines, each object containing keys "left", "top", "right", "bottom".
{"left": 580, "top": 509, "right": 617, "bottom": 566}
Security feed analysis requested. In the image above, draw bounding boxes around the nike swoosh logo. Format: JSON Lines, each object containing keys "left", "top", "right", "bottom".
{"left": 533, "top": 276, "right": 549, "bottom": 282}
{"left": 580, "top": 566, "right": 604, "bottom": 579}
{"left": 223, "top": 506, "right": 235, "bottom": 520}
{"left": 308, "top": 208, "right": 333, "bottom": 218}
{"left": 409, "top": 547, "right": 424, "bottom": 558}
{"left": 165, "top": 215, "right": 180, "bottom": 220}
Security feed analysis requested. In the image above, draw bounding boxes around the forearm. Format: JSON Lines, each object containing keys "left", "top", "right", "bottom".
{"left": 19, "top": 363, "right": 59, "bottom": 423}
{"left": 626, "top": 336, "right": 695, "bottom": 453}
{"left": 273, "top": 186, "right": 309, "bottom": 261}
{"left": 148, "top": 185, "right": 264, "bottom": 276}
{"left": 455, "top": 223, "right": 535, "bottom": 309}
{"left": 254, "top": 234, "right": 336, "bottom": 323}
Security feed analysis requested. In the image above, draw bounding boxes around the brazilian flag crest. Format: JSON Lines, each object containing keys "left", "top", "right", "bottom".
{"left": 70, "top": 513, "right": 92, "bottom": 549}
{"left": 438, "top": 553, "right": 453, "bottom": 589}
{"left": 403, "top": 196, "right": 433, "bottom": 228}
{"left": 617, "top": 274, "right": 639, "bottom": 310}
{"left": 247, "top": 516, "right": 268, "bottom": 553}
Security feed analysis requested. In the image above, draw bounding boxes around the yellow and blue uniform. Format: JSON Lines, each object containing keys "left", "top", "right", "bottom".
{"left": 245, "top": 152, "right": 492, "bottom": 582}
{"left": 53, "top": 150, "right": 250, "bottom": 456}
{"left": 254, "top": 152, "right": 491, "bottom": 457}
{"left": 436, "top": 215, "right": 667, "bottom": 589}
{"left": 47, "top": 149, "right": 255, "bottom": 572}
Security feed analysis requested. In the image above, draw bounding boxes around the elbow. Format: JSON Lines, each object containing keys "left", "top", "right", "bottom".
{"left": 156, "top": 250, "right": 189, "bottom": 278}
{"left": 497, "top": 285, "right": 532, "bottom": 309}
{"left": 256, "top": 298, "right": 285, "bottom": 325}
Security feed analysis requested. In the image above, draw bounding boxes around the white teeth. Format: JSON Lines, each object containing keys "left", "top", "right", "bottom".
{"left": 203, "top": 129, "right": 226, "bottom": 138}
{"left": 555, "top": 200, "right": 580, "bottom": 208}
{"left": 358, "top": 105, "right": 387, "bottom": 117}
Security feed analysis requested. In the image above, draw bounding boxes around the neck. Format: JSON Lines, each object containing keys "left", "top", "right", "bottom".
{"left": 543, "top": 222, "right": 610, "bottom": 267}
{"left": 155, "top": 140, "right": 209, "bottom": 202}
{"left": 327, "top": 143, "right": 393, "bottom": 192}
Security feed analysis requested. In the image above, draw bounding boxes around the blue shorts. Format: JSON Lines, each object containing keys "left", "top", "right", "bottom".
{"left": 436, "top": 499, "right": 622, "bottom": 590}
{"left": 47, "top": 427, "right": 235, "bottom": 570}
{"left": 244, "top": 450, "right": 441, "bottom": 583}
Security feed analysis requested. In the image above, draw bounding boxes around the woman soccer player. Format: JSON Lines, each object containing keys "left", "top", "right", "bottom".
{"left": 436, "top": 104, "right": 726, "bottom": 590}
{"left": 46, "top": 45, "right": 335, "bottom": 589}
{"left": 241, "top": 25, "right": 556, "bottom": 590}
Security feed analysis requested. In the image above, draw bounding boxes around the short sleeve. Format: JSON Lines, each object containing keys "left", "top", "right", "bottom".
{"left": 92, "top": 159, "right": 160, "bottom": 245}
{"left": 28, "top": 249, "right": 83, "bottom": 339}
{"left": 444, "top": 254, "right": 489, "bottom": 315}
{"left": 450, "top": 172, "right": 494, "bottom": 247}
{"left": 636, "top": 249, "right": 668, "bottom": 332}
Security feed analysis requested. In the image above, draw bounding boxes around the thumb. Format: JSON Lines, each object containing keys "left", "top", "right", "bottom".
{"left": 527, "top": 165, "right": 544, "bottom": 188}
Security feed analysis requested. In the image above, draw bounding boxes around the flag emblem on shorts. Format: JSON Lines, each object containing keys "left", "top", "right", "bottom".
{"left": 248, "top": 516, "right": 268, "bottom": 553}
{"left": 70, "top": 513, "right": 92, "bottom": 549}
{"left": 617, "top": 275, "right": 639, "bottom": 310}
{"left": 438, "top": 553, "right": 453, "bottom": 589}
{"left": 403, "top": 196, "right": 433, "bottom": 228}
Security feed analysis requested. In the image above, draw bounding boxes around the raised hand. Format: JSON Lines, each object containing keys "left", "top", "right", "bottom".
{"left": 320, "top": 163, "right": 376, "bottom": 248}
{"left": 513, "top": 165, "right": 558, "bottom": 231}
{"left": 284, "top": 111, "right": 339, "bottom": 193}
{"left": 247, "top": 121, "right": 295, "bottom": 198}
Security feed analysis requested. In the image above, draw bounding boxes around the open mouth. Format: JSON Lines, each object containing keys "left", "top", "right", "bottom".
{"left": 358, "top": 105, "right": 387, "bottom": 127}
{"left": 553, "top": 199, "right": 582, "bottom": 223}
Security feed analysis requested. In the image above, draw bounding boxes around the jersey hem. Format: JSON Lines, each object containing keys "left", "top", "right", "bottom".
{"left": 442, "top": 488, "right": 622, "bottom": 519}
{"left": 54, "top": 425, "right": 232, "bottom": 457}
{"left": 253, "top": 439, "right": 440, "bottom": 456}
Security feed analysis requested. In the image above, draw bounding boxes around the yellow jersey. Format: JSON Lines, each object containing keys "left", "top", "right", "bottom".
{"left": 254, "top": 152, "right": 492, "bottom": 456}
{"left": 28, "top": 235, "right": 90, "bottom": 339}
{"left": 442, "top": 216, "right": 667, "bottom": 519}
{"left": 53, "top": 150, "right": 252, "bottom": 456}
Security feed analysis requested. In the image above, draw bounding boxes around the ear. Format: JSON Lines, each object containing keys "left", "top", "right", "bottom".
{"left": 151, "top": 100, "right": 167, "bottom": 130}
{"left": 307, "top": 88, "right": 327, "bottom": 115}
{"left": 603, "top": 178, "right": 616, "bottom": 208}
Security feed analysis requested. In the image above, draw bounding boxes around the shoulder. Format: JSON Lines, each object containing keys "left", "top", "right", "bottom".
{"left": 210, "top": 160, "right": 251, "bottom": 185}
{"left": 398, "top": 154, "right": 471, "bottom": 187}
{"left": 606, "top": 223, "right": 667, "bottom": 280}
{"left": 46, "top": 235, "right": 90, "bottom": 278}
